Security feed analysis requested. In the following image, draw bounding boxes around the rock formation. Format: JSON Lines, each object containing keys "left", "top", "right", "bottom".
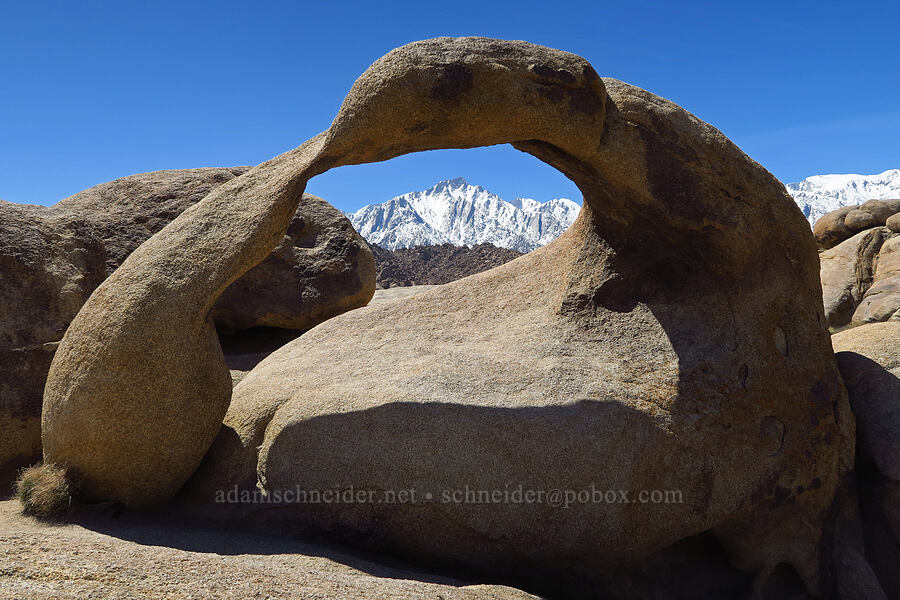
{"left": 0, "top": 203, "right": 106, "bottom": 489}
{"left": 43, "top": 37, "right": 853, "bottom": 596}
{"left": 832, "top": 322, "right": 900, "bottom": 598}
{"left": 212, "top": 194, "right": 375, "bottom": 331}
{"left": 819, "top": 227, "right": 893, "bottom": 329}
{"left": 0, "top": 496, "right": 538, "bottom": 599}
{"left": 852, "top": 235, "right": 900, "bottom": 324}
{"left": 887, "top": 212, "right": 900, "bottom": 233}
{"left": 48, "top": 168, "right": 375, "bottom": 331}
{"left": 0, "top": 169, "right": 374, "bottom": 486}
{"left": 815, "top": 201, "right": 900, "bottom": 329}
{"left": 813, "top": 198, "right": 900, "bottom": 250}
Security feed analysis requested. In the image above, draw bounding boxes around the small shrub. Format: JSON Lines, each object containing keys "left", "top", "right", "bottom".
{"left": 15, "top": 463, "right": 76, "bottom": 518}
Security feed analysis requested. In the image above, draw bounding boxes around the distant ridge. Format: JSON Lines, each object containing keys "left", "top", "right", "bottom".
{"left": 786, "top": 169, "right": 900, "bottom": 225}
{"left": 346, "top": 171, "right": 900, "bottom": 242}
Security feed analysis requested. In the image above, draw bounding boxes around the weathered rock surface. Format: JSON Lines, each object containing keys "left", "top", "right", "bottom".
{"left": 832, "top": 322, "right": 900, "bottom": 598}
{"left": 213, "top": 194, "right": 375, "bottom": 331}
{"left": 134, "top": 37, "right": 852, "bottom": 596}
{"left": 53, "top": 168, "right": 252, "bottom": 273}
{"left": 1, "top": 169, "right": 374, "bottom": 487}
{"left": 813, "top": 198, "right": 900, "bottom": 250}
{"left": 0, "top": 499, "right": 536, "bottom": 600}
{"left": 887, "top": 213, "right": 900, "bottom": 233}
{"left": 833, "top": 323, "right": 900, "bottom": 482}
{"left": 0, "top": 202, "right": 107, "bottom": 486}
{"left": 50, "top": 169, "right": 375, "bottom": 331}
{"left": 817, "top": 222, "right": 900, "bottom": 328}
{"left": 820, "top": 227, "right": 892, "bottom": 329}
{"left": 852, "top": 235, "right": 900, "bottom": 324}
{"left": 368, "top": 285, "right": 440, "bottom": 304}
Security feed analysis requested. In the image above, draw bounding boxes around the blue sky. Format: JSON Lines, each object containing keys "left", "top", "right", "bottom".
{"left": 2, "top": 0, "right": 898, "bottom": 211}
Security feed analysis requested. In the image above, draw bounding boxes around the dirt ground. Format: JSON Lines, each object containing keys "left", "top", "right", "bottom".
{"left": 0, "top": 498, "right": 536, "bottom": 599}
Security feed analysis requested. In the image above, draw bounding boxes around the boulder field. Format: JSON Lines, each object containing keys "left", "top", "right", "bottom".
{"left": 40, "top": 37, "right": 861, "bottom": 596}
{"left": 0, "top": 169, "right": 374, "bottom": 486}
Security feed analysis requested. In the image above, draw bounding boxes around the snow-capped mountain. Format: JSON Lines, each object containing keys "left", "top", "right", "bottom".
{"left": 787, "top": 169, "right": 900, "bottom": 225}
{"left": 347, "top": 177, "right": 581, "bottom": 252}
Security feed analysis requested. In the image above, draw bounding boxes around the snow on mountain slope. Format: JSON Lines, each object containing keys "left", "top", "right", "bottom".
{"left": 347, "top": 171, "right": 900, "bottom": 246}
{"left": 347, "top": 177, "right": 581, "bottom": 252}
{"left": 787, "top": 169, "right": 900, "bottom": 225}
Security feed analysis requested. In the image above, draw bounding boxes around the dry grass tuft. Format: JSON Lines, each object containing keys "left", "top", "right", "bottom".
{"left": 15, "top": 463, "right": 77, "bottom": 518}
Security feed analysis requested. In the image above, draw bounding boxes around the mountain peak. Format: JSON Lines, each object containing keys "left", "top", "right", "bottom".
{"left": 431, "top": 177, "right": 472, "bottom": 192}
{"left": 786, "top": 169, "right": 900, "bottom": 225}
{"left": 348, "top": 180, "right": 581, "bottom": 252}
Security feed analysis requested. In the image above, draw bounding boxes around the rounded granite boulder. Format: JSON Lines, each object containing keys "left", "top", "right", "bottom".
{"left": 1, "top": 169, "right": 374, "bottom": 489}
{"left": 813, "top": 198, "right": 900, "bottom": 250}
{"left": 832, "top": 322, "right": 900, "bottom": 597}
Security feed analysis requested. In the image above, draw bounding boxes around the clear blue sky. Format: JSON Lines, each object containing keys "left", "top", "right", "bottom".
{"left": 2, "top": 0, "right": 898, "bottom": 211}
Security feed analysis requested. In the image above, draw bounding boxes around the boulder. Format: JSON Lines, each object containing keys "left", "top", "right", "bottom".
{"left": 852, "top": 235, "right": 900, "bottom": 324}
{"left": 887, "top": 213, "right": 900, "bottom": 233}
{"left": 0, "top": 202, "right": 107, "bottom": 486}
{"left": 51, "top": 168, "right": 375, "bottom": 331}
{"left": 832, "top": 322, "right": 900, "bottom": 481}
{"left": 212, "top": 194, "right": 375, "bottom": 331}
{"left": 844, "top": 209, "right": 879, "bottom": 232}
{"left": 813, "top": 199, "right": 900, "bottom": 249}
{"left": 1, "top": 169, "right": 374, "bottom": 487}
{"left": 819, "top": 227, "right": 891, "bottom": 329}
{"left": 136, "top": 37, "right": 849, "bottom": 595}
{"left": 52, "top": 168, "right": 252, "bottom": 273}
{"left": 814, "top": 206, "right": 856, "bottom": 250}
{"left": 832, "top": 322, "right": 900, "bottom": 597}
{"left": 861, "top": 199, "right": 898, "bottom": 223}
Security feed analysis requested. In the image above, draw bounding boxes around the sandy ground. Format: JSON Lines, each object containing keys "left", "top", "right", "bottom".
{"left": 0, "top": 498, "right": 536, "bottom": 600}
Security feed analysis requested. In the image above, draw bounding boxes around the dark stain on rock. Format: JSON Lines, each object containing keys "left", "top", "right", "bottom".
{"left": 535, "top": 84, "right": 604, "bottom": 117}
{"left": 405, "top": 122, "right": 429, "bottom": 134}
{"left": 637, "top": 123, "right": 705, "bottom": 225}
{"left": 429, "top": 64, "right": 474, "bottom": 101}
{"left": 536, "top": 85, "right": 565, "bottom": 104}
{"left": 531, "top": 64, "right": 578, "bottom": 85}
{"left": 530, "top": 64, "right": 604, "bottom": 117}
{"left": 773, "top": 485, "right": 795, "bottom": 507}
{"left": 567, "top": 86, "right": 605, "bottom": 116}
{"left": 809, "top": 379, "right": 830, "bottom": 427}
{"left": 582, "top": 64, "right": 601, "bottom": 84}
{"left": 690, "top": 461, "right": 715, "bottom": 516}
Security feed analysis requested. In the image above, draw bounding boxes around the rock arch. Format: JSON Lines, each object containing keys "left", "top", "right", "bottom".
{"left": 42, "top": 37, "right": 852, "bottom": 592}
